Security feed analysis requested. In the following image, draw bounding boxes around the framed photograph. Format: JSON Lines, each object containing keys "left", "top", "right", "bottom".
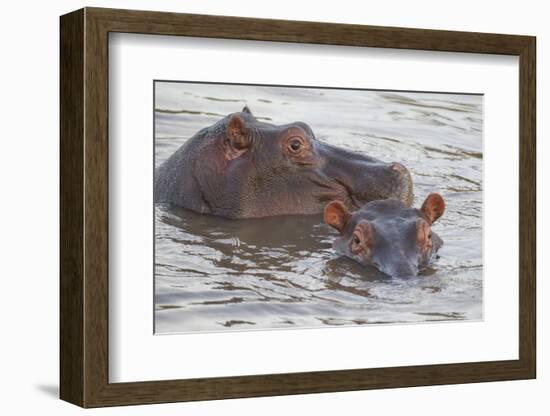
{"left": 60, "top": 7, "right": 536, "bottom": 408}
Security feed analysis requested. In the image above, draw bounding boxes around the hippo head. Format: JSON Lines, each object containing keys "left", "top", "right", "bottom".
{"left": 324, "top": 193, "right": 446, "bottom": 278}
{"left": 155, "top": 107, "right": 413, "bottom": 219}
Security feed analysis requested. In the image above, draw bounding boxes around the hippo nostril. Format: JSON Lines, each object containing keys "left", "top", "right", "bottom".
{"left": 390, "top": 265, "right": 418, "bottom": 278}
{"left": 389, "top": 162, "right": 407, "bottom": 175}
{"left": 387, "top": 162, "right": 413, "bottom": 206}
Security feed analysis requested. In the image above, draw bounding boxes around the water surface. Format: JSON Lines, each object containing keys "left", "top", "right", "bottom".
{"left": 154, "top": 82, "right": 483, "bottom": 333}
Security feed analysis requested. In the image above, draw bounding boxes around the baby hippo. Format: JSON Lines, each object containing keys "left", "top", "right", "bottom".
{"left": 324, "top": 193, "right": 445, "bottom": 278}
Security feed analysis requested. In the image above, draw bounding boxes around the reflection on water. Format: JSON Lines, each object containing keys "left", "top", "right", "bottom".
{"left": 154, "top": 82, "right": 483, "bottom": 333}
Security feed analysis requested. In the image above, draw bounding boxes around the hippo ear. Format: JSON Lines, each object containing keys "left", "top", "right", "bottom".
{"left": 324, "top": 201, "right": 351, "bottom": 232}
{"left": 241, "top": 106, "right": 254, "bottom": 116}
{"left": 421, "top": 193, "right": 445, "bottom": 224}
{"left": 225, "top": 114, "right": 250, "bottom": 160}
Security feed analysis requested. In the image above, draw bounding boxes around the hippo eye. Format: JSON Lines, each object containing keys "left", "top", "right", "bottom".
{"left": 287, "top": 137, "right": 304, "bottom": 153}
{"left": 352, "top": 234, "right": 361, "bottom": 245}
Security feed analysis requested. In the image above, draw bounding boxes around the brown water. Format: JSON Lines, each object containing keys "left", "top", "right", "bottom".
{"left": 154, "top": 82, "right": 483, "bottom": 334}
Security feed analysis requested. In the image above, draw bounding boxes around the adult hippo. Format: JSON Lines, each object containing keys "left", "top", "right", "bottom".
{"left": 324, "top": 193, "right": 445, "bottom": 277}
{"left": 154, "top": 107, "right": 413, "bottom": 219}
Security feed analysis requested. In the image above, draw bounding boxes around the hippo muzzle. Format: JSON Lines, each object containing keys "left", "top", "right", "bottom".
{"left": 316, "top": 143, "right": 414, "bottom": 210}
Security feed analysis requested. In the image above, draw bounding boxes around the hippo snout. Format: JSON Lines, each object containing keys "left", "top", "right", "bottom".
{"left": 388, "top": 162, "right": 413, "bottom": 206}
{"left": 382, "top": 261, "right": 418, "bottom": 279}
{"left": 336, "top": 160, "right": 414, "bottom": 210}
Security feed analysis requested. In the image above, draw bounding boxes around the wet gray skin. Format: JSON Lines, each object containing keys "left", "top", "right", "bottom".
{"left": 154, "top": 107, "right": 413, "bottom": 219}
{"left": 324, "top": 193, "right": 446, "bottom": 278}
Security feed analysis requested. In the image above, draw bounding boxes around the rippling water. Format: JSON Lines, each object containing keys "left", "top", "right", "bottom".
{"left": 154, "top": 82, "right": 483, "bottom": 334}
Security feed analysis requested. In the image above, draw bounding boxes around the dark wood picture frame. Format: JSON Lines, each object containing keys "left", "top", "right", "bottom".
{"left": 60, "top": 7, "right": 536, "bottom": 408}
